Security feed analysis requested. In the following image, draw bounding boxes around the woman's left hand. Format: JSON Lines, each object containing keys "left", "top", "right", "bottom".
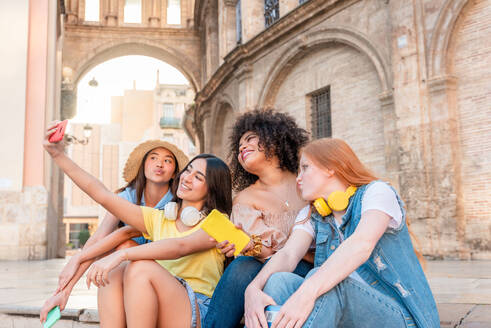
{"left": 271, "top": 286, "right": 316, "bottom": 328}
{"left": 86, "top": 251, "right": 125, "bottom": 288}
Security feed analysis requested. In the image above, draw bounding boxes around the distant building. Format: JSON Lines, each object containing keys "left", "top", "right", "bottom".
{"left": 63, "top": 83, "right": 195, "bottom": 248}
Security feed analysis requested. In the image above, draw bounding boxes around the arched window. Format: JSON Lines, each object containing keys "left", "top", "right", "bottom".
{"left": 85, "top": 0, "right": 100, "bottom": 22}
{"left": 167, "top": 0, "right": 181, "bottom": 25}
{"left": 124, "top": 0, "right": 142, "bottom": 23}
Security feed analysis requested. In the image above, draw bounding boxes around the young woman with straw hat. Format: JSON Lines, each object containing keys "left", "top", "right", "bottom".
{"left": 42, "top": 121, "right": 233, "bottom": 328}
{"left": 40, "top": 137, "right": 188, "bottom": 327}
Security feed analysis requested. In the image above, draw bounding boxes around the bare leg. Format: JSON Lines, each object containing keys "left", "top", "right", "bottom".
{"left": 123, "top": 260, "right": 193, "bottom": 328}
{"left": 97, "top": 262, "right": 127, "bottom": 328}
{"left": 97, "top": 239, "right": 137, "bottom": 328}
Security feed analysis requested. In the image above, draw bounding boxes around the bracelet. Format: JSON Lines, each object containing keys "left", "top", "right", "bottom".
{"left": 243, "top": 234, "right": 262, "bottom": 257}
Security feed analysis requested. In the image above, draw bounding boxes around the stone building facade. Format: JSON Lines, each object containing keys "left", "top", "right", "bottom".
{"left": 190, "top": 0, "right": 491, "bottom": 259}
{"left": 1, "top": 0, "right": 489, "bottom": 260}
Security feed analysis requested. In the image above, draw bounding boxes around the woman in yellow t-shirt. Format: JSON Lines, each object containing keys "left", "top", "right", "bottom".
{"left": 43, "top": 125, "right": 232, "bottom": 328}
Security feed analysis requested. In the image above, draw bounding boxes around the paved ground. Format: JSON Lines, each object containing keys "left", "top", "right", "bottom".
{"left": 0, "top": 259, "right": 490, "bottom": 327}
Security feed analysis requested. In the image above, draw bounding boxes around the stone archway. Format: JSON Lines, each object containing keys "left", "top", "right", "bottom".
{"left": 428, "top": 0, "right": 470, "bottom": 80}
{"left": 258, "top": 26, "right": 392, "bottom": 107}
{"left": 260, "top": 26, "right": 393, "bottom": 179}
{"left": 70, "top": 41, "right": 200, "bottom": 93}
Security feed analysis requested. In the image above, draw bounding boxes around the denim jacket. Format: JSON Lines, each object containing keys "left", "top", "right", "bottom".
{"left": 312, "top": 182, "right": 439, "bottom": 328}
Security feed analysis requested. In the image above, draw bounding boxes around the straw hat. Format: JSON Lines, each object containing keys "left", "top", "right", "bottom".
{"left": 123, "top": 140, "right": 189, "bottom": 183}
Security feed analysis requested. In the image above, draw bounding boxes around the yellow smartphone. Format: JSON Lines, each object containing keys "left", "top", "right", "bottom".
{"left": 201, "top": 209, "right": 251, "bottom": 256}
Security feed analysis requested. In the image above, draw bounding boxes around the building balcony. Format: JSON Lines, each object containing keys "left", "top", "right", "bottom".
{"left": 160, "top": 116, "right": 181, "bottom": 129}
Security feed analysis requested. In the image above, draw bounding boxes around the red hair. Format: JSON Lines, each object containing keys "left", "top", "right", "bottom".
{"left": 301, "top": 138, "right": 377, "bottom": 186}
{"left": 301, "top": 138, "right": 425, "bottom": 268}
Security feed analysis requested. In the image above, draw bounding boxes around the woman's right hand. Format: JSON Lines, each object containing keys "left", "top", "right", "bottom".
{"left": 215, "top": 240, "right": 236, "bottom": 257}
{"left": 39, "top": 290, "right": 69, "bottom": 324}
{"left": 56, "top": 252, "right": 81, "bottom": 293}
{"left": 43, "top": 120, "right": 65, "bottom": 158}
{"left": 215, "top": 222, "right": 252, "bottom": 257}
{"left": 244, "top": 284, "right": 276, "bottom": 328}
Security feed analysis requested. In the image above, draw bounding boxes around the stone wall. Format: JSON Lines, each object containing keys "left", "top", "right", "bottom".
{"left": 449, "top": 0, "right": 491, "bottom": 259}
{"left": 193, "top": 0, "right": 491, "bottom": 259}
{"left": 0, "top": 187, "right": 48, "bottom": 260}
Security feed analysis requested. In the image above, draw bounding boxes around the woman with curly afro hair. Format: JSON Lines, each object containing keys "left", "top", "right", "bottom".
{"left": 203, "top": 109, "right": 314, "bottom": 328}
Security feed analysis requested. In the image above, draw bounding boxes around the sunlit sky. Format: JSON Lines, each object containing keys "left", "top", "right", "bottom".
{"left": 73, "top": 56, "right": 189, "bottom": 124}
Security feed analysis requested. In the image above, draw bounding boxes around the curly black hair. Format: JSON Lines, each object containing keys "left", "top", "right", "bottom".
{"left": 229, "top": 108, "right": 309, "bottom": 191}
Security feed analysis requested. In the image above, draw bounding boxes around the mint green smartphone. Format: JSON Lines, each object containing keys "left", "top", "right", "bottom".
{"left": 43, "top": 306, "right": 61, "bottom": 328}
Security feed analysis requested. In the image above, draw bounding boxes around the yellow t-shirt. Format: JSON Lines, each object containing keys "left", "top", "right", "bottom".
{"left": 141, "top": 206, "right": 225, "bottom": 297}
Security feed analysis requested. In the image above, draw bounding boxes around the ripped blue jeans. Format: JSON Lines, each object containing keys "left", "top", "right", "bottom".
{"left": 263, "top": 268, "right": 415, "bottom": 328}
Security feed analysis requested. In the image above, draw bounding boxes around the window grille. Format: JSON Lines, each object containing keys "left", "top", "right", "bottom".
{"left": 264, "top": 0, "right": 280, "bottom": 28}
{"left": 310, "top": 87, "right": 332, "bottom": 139}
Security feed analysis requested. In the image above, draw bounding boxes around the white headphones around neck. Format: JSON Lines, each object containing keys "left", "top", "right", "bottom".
{"left": 163, "top": 202, "right": 204, "bottom": 226}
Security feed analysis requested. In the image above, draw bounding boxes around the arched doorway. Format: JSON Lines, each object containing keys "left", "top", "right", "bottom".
{"left": 62, "top": 55, "right": 197, "bottom": 253}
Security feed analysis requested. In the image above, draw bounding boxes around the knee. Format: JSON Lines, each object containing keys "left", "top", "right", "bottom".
{"left": 264, "top": 272, "right": 294, "bottom": 293}
{"left": 115, "top": 239, "right": 138, "bottom": 251}
{"left": 223, "top": 256, "right": 262, "bottom": 285}
{"left": 123, "top": 260, "right": 154, "bottom": 284}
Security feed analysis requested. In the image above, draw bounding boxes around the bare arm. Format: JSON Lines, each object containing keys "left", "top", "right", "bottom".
{"left": 56, "top": 211, "right": 121, "bottom": 292}
{"left": 268, "top": 210, "right": 391, "bottom": 328}
{"left": 43, "top": 123, "right": 145, "bottom": 233}
{"left": 42, "top": 212, "right": 122, "bottom": 323}
{"left": 79, "top": 225, "right": 141, "bottom": 263}
{"left": 244, "top": 229, "right": 313, "bottom": 328}
{"left": 294, "top": 210, "right": 390, "bottom": 298}
{"left": 122, "top": 229, "right": 216, "bottom": 262}
{"left": 249, "top": 229, "right": 313, "bottom": 289}
{"left": 86, "top": 229, "right": 219, "bottom": 287}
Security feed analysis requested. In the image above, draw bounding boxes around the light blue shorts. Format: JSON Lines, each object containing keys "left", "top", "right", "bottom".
{"left": 176, "top": 277, "right": 211, "bottom": 328}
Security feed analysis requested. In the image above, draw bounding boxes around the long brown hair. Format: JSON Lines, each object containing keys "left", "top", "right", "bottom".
{"left": 302, "top": 138, "right": 425, "bottom": 266}
{"left": 171, "top": 154, "right": 233, "bottom": 216}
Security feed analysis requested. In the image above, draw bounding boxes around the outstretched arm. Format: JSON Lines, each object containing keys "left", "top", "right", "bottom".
{"left": 43, "top": 122, "right": 145, "bottom": 232}
{"left": 86, "top": 229, "right": 217, "bottom": 288}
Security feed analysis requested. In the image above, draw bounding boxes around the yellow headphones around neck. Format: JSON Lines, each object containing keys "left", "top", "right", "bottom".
{"left": 313, "top": 185, "right": 357, "bottom": 216}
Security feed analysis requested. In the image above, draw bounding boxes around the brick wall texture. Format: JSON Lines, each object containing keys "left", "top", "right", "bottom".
{"left": 200, "top": 0, "right": 491, "bottom": 259}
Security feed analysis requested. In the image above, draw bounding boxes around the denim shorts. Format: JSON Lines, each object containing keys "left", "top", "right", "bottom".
{"left": 176, "top": 277, "right": 211, "bottom": 328}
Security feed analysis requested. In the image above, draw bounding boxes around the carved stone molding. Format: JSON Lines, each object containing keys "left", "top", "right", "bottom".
{"left": 428, "top": 75, "right": 457, "bottom": 94}
{"left": 224, "top": 0, "right": 238, "bottom": 6}
{"left": 428, "top": 0, "right": 469, "bottom": 79}
{"left": 378, "top": 90, "right": 395, "bottom": 109}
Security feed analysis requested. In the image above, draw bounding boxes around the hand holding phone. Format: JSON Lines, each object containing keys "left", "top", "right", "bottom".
{"left": 43, "top": 306, "right": 61, "bottom": 328}
{"left": 201, "top": 210, "right": 251, "bottom": 256}
{"left": 48, "top": 120, "right": 68, "bottom": 143}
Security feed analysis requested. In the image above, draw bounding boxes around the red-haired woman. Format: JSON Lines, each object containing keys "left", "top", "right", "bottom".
{"left": 244, "top": 138, "right": 439, "bottom": 328}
